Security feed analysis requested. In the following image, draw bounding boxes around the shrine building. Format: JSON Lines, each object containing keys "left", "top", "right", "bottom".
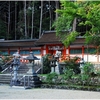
{"left": 35, "top": 31, "right": 98, "bottom": 63}
{"left": 0, "top": 30, "right": 99, "bottom": 64}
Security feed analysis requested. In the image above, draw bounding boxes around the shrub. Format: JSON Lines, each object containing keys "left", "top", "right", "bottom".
{"left": 79, "top": 62, "right": 94, "bottom": 85}
{"left": 63, "top": 68, "right": 74, "bottom": 80}
{"left": 46, "top": 72, "right": 58, "bottom": 84}
{"left": 64, "top": 56, "right": 81, "bottom": 74}
{"left": 42, "top": 54, "right": 51, "bottom": 74}
{"left": 82, "top": 62, "right": 94, "bottom": 75}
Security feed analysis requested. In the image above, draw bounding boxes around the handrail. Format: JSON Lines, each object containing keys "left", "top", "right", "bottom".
{"left": 1, "top": 60, "right": 13, "bottom": 73}
{"left": 1, "top": 59, "right": 21, "bottom": 74}
{"left": 10, "top": 70, "right": 41, "bottom": 88}
{"left": 17, "top": 75, "right": 33, "bottom": 88}
{"left": 36, "top": 67, "right": 42, "bottom": 73}
{"left": 1, "top": 65, "right": 11, "bottom": 73}
{"left": 2, "top": 59, "right": 13, "bottom": 68}
{"left": 22, "top": 75, "right": 33, "bottom": 88}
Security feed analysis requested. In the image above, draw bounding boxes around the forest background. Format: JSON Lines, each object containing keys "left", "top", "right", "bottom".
{"left": 1, "top": 0, "right": 100, "bottom": 49}
{"left": 0, "top": 1, "right": 60, "bottom": 40}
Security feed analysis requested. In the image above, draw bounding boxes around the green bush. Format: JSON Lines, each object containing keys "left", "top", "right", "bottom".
{"left": 82, "top": 62, "right": 94, "bottom": 75}
{"left": 46, "top": 72, "right": 58, "bottom": 84}
{"left": 64, "top": 56, "right": 81, "bottom": 74}
{"left": 42, "top": 54, "right": 51, "bottom": 74}
{"left": 63, "top": 68, "right": 74, "bottom": 80}
{"left": 79, "top": 62, "right": 94, "bottom": 85}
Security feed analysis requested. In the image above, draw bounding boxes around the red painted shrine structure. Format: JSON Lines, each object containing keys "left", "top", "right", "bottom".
{"left": 0, "top": 31, "right": 99, "bottom": 63}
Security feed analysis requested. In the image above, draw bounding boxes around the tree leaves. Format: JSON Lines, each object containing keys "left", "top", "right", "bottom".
{"left": 54, "top": 1, "right": 100, "bottom": 48}
{"left": 63, "top": 31, "right": 79, "bottom": 47}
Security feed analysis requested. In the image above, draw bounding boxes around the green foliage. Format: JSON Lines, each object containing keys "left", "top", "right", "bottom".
{"left": 2, "top": 55, "right": 11, "bottom": 63}
{"left": 62, "top": 31, "right": 79, "bottom": 47}
{"left": 80, "top": 74, "right": 89, "bottom": 82}
{"left": 0, "top": 19, "right": 7, "bottom": 39}
{"left": 79, "top": 62, "right": 94, "bottom": 85}
{"left": 42, "top": 54, "right": 51, "bottom": 74}
{"left": 64, "top": 56, "right": 81, "bottom": 74}
{"left": 82, "top": 62, "right": 94, "bottom": 75}
{"left": 46, "top": 72, "right": 58, "bottom": 84}
{"left": 63, "top": 69, "right": 74, "bottom": 80}
{"left": 54, "top": 1, "right": 100, "bottom": 48}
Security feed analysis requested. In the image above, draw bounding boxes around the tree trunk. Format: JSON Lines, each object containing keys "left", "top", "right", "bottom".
{"left": 8, "top": 1, "right": 10, "bottom": 40}
{"left": 24, "top": 1, "right": 27, "bottom": 39}
{"left": 39, "top": 0, "right": 43, "bottom": 39}
{"left": 49, "top": 1, "right": 51, "bottom": 30}
{"left": 31, "top": 2, "right": 34, "bottom": 39}
{"left": 72, "top": 17, "right": 77, "bottom": 31}
{"left": 27, "top": 1, "right": 32, "bottom": 39}
{"left": 15, "top": 2, "right": 17, "bottom": 40}
{"left": 55, "top": 1, "right": 59, "bottom": 19}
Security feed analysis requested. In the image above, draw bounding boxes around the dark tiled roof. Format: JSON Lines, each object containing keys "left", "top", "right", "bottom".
{"left": 0, "top": 39, "right": 38, "bottom": 47}
{"left": 35, "top": 31, "right": 62, "bottom": 45}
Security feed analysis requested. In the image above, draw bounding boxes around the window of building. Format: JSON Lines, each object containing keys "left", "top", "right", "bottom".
{"left": 84, "top": 48, "right": 96, "bottom": 54}
{"left": 2, "top": 51, "right": 9, "bottom": 55}
{"left": 32, "top": 50, "right": 41, "bottom": 55}
{"left": 20, "top": 50, "right": 30, "bottom": 55}
{"left": 70, "top": 48, "right": 82, "bottom": 54}
{"left": 10, "top": 51, "right": 16, "bottom": 55}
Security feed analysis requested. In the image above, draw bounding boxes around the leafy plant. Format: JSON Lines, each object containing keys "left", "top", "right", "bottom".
{"left": 46, "top": 72, "right": 58, "bottom": 84}
{"left": 64, "top": 56, "right": 81, "bottom": 74}
{"left": 63, "top": 68, "right": 74, "bottom": 80}
{"left": 53, "top": 1, "right": 100, "bottom": 52}
{"left": 82, "top": 62, "right": 94, "bottom": 75}
{"left": 79, "top": 62, "right": 94, "bottom": 85}
{"left": 42, "top": 54, "right": 51, "bottom": 74}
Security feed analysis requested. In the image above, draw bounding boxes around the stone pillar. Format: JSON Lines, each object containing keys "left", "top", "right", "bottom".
{"left": 55, "top": 61, "right": 60, "bottom": 74}
{"left": 51, "top": 67, "right": 55, "bottom": 73}
{"left": 80, "top": 58, "right": 84, "bottom": 74}
{"left": 54, "top": 50, "right": 61, "bottom": 74}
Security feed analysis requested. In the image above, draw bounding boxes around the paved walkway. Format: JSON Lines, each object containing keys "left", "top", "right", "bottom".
{"left": 0, "top": 84, "right": 100, "bottom": 99}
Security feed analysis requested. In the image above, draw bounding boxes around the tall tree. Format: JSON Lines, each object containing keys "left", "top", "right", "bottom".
{"left": 7, "top": 1, "right": 10, "bottom": 40}
{"left": 55, "top": 1, "right": 59, "bottom": 19}
{"left": 24, "top": 0, "right": 27, "bottom": 39}
{"left": 54, "top": 1, "right": 100, "bottom": 48}
{"left": 48, "top": 1, "right": 51, "bottom": 30}
{"left": 31, "top": 1, "right": 35, "bottom": 39}
{"left": 0, "top": 19, "right": 7, "bottom": 39}
{"left": 15, "top": 1, "right": 17, "bottom": 40}
{"left": 0, "top": 1, "right": 57, "bottom": 40}
{"left": 39, "top": 0, "right": 43, "bottom": 38}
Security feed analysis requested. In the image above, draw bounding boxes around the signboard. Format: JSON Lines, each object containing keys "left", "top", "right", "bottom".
{"left": 48, "top": 46, "right": 64, "bottom": 50}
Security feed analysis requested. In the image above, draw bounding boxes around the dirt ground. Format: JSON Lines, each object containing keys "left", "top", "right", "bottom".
{"left": 0, "top": 84, "right": 100, "bottom": 99}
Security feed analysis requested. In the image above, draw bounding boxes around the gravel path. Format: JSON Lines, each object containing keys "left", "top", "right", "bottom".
{"left": 0, "top": 84, "right": 100, "bottom": 99}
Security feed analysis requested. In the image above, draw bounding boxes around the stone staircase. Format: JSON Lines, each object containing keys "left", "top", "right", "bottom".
{"left": 0, "top": 74, "right": 11, "bottom": 84}
{"left": 0, "top": 63, "right": 30, "bottom": 84}
{"left": 0, "top": 62, "right": 42, "bottom": 88}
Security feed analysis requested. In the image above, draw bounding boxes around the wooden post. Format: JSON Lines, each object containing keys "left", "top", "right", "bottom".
{"left": 82, "top": 46, "right": 84, "bottom": 58}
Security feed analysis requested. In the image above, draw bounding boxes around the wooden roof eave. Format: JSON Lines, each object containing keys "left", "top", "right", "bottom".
{"left": 0, "top": 39, "right": 37, "bottom": 47}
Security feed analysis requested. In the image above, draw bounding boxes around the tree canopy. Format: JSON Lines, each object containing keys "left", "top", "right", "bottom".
{"left": 54, "top": 1, "right": 100, "bottom": 48}
{"left": 0, "top": 1, "right": 57, "bottom": 40}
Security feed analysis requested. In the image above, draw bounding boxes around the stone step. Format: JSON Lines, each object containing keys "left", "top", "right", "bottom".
{"left": 0, "top": 63, "right": 42, "bottom": 86}
{"left": 0, "top": 74, "right": 12, "bottom": 84}
{"left": 0, "top": 74, "right": 42, "bottom": 88}
{"left": 2, "top": 63, "right": 30, "bottom": 74}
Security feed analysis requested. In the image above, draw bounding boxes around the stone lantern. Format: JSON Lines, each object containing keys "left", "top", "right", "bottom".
{"left": 49, "top": 50, "right": 61, "bottom": 74}
{"left": 10, "top": 51, "right": 21, "bottom": 86}
{"left": 80, "top": 58, "right": 85, "bottom": 74}
{"left": 54, "top": 50, "right": 61, "bottom": 74}
{"left": 25, "top": 52, "right": 39, "bottom": 76}
{"left": 25, "top": 52, "right": 42, "bottom": 87}
{"left": 50, "top": 55, "right": 57, "bottom": 73}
